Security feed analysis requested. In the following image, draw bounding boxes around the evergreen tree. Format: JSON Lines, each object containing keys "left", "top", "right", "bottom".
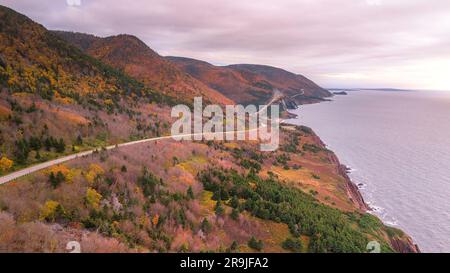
{"left": 248, "top": 237, "right": 263, "bottom": 251}
{"left": 230, "top": 208, "right": 240, "bottom": 221}
{"left": 201, "top": 218, "right": 212, "bottom": 233}
{"left": 76, "top": 135, "right": 83, "bottom": 145}
{"left": 13, "top": 139, "right": 30, "bottom": 164}
{"left": 187, "top": 186, "right": 194, "bottom": 199}
{"left": 56, "top": 138, "right": 65, "bottom": 153}
{"left": 215, "top": 200, "right": 225, "bottom": 216}
{"left": 230, "top": 196, "right": 239, "bottom": 208}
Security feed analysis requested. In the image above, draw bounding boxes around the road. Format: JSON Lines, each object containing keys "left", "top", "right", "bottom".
{"left": 0, "top": 93, "right": 282, "bottom": 186}
{"left": 289, "top": 89, "right": 305, "bottom": 99}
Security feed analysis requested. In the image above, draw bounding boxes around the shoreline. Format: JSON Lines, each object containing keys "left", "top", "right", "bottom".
{"left": 285, "top": 96, "right": 420, "bottom": 253}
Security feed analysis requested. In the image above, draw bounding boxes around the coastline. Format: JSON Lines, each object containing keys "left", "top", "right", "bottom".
{"left": 285, "top": 97, "right": 420, "bottom": 253}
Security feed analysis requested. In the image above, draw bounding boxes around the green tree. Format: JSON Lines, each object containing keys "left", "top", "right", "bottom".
{"left": 75, "top": 135, "right": 83, "bottom": 145}
{"left": 229, "top": 196, "right": 239, "bottom": 208}
{"left": 282, "top": 238, "right": 303, "bottom": 252}
{"left": 49, "top": 171, "right": 65, "bottom": 188}
{"left": 215, "top": 200, "right": 225, "bottom": 216}
{"left": 248, "top": 237, "right": 264, "bottom": 251}
{"left": 229, "top": 241, "right": 238, "bottom": 252}
{"left": 201, "top": 218, "right": 212, "bottom": 234}
{"left": 187, "top": 186, "right": 194, "bottom": 199}
{"left": 56, "top": 138, "right": 65, "bottom": 153}
{"left": 230, "top": 208, "right": 240, "bottom": 221}
{"left": 14, "top": 139, "right": 30, "bottom": 164}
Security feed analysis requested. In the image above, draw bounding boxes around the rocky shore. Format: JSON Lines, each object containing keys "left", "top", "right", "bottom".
{"left": 286, "top": 96, "right": 420, "bottom": 253}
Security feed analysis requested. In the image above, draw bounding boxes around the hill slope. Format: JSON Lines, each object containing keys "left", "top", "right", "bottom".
{"left": 0, "top": 5, "right": 174, "bottom": 172}
{"left": 167, "top": 56, "right": 331, "bottom": 105}
{"left": 54, "top": 31, "right": 233, "bottom": 105}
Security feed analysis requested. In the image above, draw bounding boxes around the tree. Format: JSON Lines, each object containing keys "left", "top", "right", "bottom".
{"left": 49, "top": 172, "right": 56, "bottom": 188}
{"left": 13, "top": 139, "right": 30, "bottom": 164}
{"left": 75, "top": 135, "right": 83, "bottom": 146}
{"left": 282, "top": 238, "right": 303, "bottom": 252}
{"left": 229, "top": 241, "right": 238, "bottom": 252}
{"left": 248, "top": 237, "right": 264, "bottom": 251}
{"left": 49, "top": 171, "right": 65, "bottom": 188}
{"left": 187, "top": 186, "right": 194, "bottom": 199}
{"left": 230, "top": 208, "right": 240, "bottom": 221}
{"left": 229, "top": 196, "right": 239, "bottom": 208}
{"left": 56, "top": 138, "right": 65, "bottom": 153}
{"left": 201, "top": 218, "right": 212, "bottom": 234}
{"left": 0, "top": 156, "right": 13, "bottom": 172}
{"left": 39, "top": 200, "right": 63, "bottom": 222}
{"left": 85, "top": 188, "right": 102, "bottom": 210}
{"left": 215, "top": 200, "right": 225, "bottom": 217}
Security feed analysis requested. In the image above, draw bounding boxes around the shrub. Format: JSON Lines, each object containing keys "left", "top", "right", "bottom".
{"left": 248, "top": 237, "right": 263, "bottom": 251}
{"left": 282, "top": 238, "right": 303, "bottom": 252}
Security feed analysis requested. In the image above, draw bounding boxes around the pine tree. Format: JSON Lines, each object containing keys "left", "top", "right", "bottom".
{"left": 49, "top": 172, "right": 57, "bottom": 188}
{"left": 215, "top": 200, "right": 225, "bottom": 216}
{"left": 248, "top": 237, "right": 264, "bottom": 251}
{"left": 76, "top": 135, "right": 83, "bottom": 145}
{"left": 231, "top": 208, "right": 240, "bottom": 221}
{"left": 230, "top": 196, "right": 239, "bottom": 208}
{"left": 230, "top": 241, "right": 238, "bottom": 252}
{"left": 56, "top": 138, "right": 65, "bottom": 153}
{"left": 201, "top": 218, "right": 212, "bottom": 233}
{"left": 187, "top": 186, "right": 194, "bottom": 199}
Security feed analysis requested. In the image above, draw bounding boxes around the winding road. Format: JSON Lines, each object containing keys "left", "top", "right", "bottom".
{"left": 0, "top": 92, "right": 285, "bottom": 186}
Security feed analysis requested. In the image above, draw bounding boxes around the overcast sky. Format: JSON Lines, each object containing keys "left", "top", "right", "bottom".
{"left": 1, "top": 0, "right": 450, "bottom": 89}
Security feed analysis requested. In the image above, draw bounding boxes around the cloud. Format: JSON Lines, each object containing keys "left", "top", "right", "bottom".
{"left": 1, "top": 0, "right": 449, "bottom": 89}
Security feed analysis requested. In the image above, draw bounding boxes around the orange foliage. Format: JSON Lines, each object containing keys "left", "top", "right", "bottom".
{"left": 152, "top": 214, "right": 159, "bottom": 227}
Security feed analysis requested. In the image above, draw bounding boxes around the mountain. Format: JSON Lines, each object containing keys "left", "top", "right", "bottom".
{"left": 166, "top": 56, "right": 331, "bottom": 105}
{"left": 54, "top": 31, "right": 233, "bottom": 105}
{"left": 228, "top": 64, "right": 331, "bottom": 98}
{"left": 0, "top": 6, "right": 171, "bottom": 106}
{"left": 0, "top": 5, "right": 174, "bottom": 170}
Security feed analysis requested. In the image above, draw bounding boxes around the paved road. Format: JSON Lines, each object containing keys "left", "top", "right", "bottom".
{"left": 0, "top": 94, "right": 282, "bottom": 186}
{"left": 290, "top": 89, "right": 305, "bottom": 99}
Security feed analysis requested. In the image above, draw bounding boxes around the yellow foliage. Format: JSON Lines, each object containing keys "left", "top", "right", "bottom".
{"left": 46, "top": 164, "right": 70, "bottom": 176}
{"left": 139, "top": 216, "right": 150, "bottom": 227}
{"left": 55, "top": 96, "right": 75, "bottom": 105}
{"left": 86, "top": 188, "right": 102, "bottom": 209}
{"left": 11, "top": 92, "right": 30, "bottom": 98}
{"left": 39, "top": 200, "right": 60, "bottom": 221}
{"left": 85, "top": 164, "right": 105, "bottom": 185}
{"left": 45, "top": 164, "right": 77, "bottom": 183}
{"left": 0, "top": 156, "right": 13, "bottom": 172}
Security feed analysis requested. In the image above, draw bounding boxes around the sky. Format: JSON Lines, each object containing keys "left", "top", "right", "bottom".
{"left": 1, "top": 0, "right": 450, "bottom": 90}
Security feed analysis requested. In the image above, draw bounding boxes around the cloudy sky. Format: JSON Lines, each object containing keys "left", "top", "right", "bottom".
{"left": 2, "top": 0, "right": 450, "bottom": 89}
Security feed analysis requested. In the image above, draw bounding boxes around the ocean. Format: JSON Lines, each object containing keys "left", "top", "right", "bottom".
{"left": 286, "top": 90, "right": 450, "bottom": 253}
